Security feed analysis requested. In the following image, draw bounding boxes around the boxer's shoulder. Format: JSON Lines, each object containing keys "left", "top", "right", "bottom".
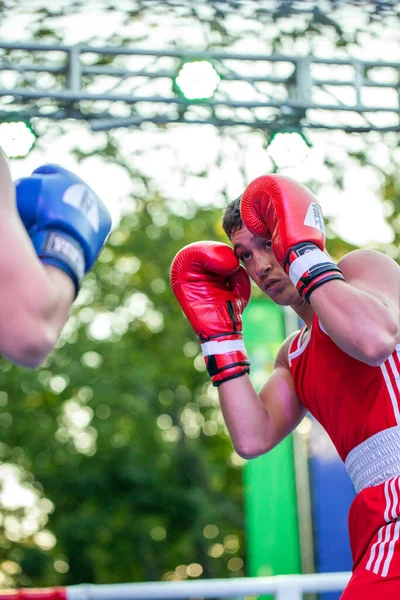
{"left": 338, "top": 249, "right": 400, "bottom": 282}
{"left": 275, "top": 330, "right": 302, "bottom": 369}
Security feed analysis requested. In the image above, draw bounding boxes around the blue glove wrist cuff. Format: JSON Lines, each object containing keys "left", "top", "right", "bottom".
{"left": 30, "top": 230, "right": 85, "bottom": 295}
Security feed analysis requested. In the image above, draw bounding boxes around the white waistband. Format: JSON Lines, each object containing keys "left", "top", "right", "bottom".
{"left": 345, "top": 426, "right": 400, "bottom": 494}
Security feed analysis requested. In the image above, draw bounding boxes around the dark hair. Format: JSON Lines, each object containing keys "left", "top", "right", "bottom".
{"left": 222, "top": 195, "right": 243, "bottom": 239}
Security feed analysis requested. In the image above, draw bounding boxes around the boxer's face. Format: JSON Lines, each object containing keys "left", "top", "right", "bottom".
{"left": 231, "top": 225, "right": 299, "bottom": 306}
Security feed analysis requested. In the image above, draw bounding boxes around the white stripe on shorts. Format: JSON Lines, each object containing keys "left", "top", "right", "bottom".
{"left": 366, "top": 477, "right": 400, "bottom": 577}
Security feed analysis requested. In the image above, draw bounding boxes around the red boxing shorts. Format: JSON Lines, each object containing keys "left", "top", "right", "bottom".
{"left": 341, "top": 476, "right": 400, "bottom": 598}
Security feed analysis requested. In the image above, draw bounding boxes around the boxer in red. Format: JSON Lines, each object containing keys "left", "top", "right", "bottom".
{"left": 170, "top": 174, "right": 400, "bottom": 599}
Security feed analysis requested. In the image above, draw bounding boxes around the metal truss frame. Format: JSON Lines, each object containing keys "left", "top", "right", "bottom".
{"left": 0, "top": 41, "right": 399, "bottom": 132}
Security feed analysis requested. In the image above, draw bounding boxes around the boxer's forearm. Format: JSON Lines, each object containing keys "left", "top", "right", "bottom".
{"left": 42, "top": 264, "right": 75, "bottom": 322}
{"left": 19, "top": 266, "right": 75, "bottom": 367}
{"left": 218, "top": 375, "right": 272, "bottom": 458}
{"left": 310, "top": 279, "right": 399, "bottom": 366}
{"left": 0, "top": 266, "right": 74, "bottom": 368}
{"left": 0, "top": 218, "right": 75, "bottom": 367}
{"left": 218, "top": 364, "right": 305, "bottom": 458}
{"left": 0, "top": 148, "right": 15, "bottom": 212}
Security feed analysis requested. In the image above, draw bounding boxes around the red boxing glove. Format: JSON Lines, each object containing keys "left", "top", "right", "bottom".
{"left": 240, "top": 174, "right": 344, "bottom": 302}
{"left": 170, "top": 241, "right": 251, "bottom": 386}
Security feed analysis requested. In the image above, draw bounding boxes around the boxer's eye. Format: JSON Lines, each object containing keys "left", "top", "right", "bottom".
{"left": 239, "top": 251, "right": 252, "bottom": 263}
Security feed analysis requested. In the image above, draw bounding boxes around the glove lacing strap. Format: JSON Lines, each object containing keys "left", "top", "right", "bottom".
{"left": 30, "top": 229, "right": 85, "bottom": 295}
{"left": 201, "top": 337, "right": 246, "bottom": 357}
{"left": 200, "top": 301, "right": 250, "bottom": 387}
{"left": 284, "top": 242, "right": 345, "bottom": 303}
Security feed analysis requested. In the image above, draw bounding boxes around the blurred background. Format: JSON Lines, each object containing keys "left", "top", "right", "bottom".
{"left": 0, "top": 0, "right": 399, "bottom": 598}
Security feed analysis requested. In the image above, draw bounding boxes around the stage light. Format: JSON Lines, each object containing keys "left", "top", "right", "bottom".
{"left": 267, "top": 128, "right": 311, "bottom": 169}
{"left": 0, "top": 119, "right": 37, "bottom": 158}
{"left": 174, "top": 60, "right": 220, "bottom": 100}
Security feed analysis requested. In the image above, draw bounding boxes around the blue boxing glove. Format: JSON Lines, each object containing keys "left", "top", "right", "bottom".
{"left": 15, "top": 164, "right": 112, "bottom": 294}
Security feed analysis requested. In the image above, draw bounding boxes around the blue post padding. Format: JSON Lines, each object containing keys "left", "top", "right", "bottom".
{"left": 309, "top": 421, "right": 356, "bottom": 600}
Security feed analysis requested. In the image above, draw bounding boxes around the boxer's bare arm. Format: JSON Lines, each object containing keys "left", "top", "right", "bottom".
{"left": 0, "top": 150, "right": 74, "bottom": 367}
{"left": 310, "top": 249, "right": 400, "bottom": 366}
{"left": 0, "top": 147, "right": 16, "bottom": 213}
{"left": 218, "top": 333, "right": 307, "bottom": 458}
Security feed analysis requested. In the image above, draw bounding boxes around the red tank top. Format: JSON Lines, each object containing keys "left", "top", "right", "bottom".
{"left": 288, "top": 313, "right": 400, "bottom": 461}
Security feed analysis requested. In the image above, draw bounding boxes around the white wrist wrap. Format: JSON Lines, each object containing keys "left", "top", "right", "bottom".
{"left": 201, "top": 339, "right": 246, "bottom": 357}
{"left": 289, "top": 248, "right": 335, "bottom": 286}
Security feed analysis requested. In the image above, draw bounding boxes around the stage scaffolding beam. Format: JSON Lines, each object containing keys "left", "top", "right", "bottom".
{"left": 0, "top": 41, "right": 399, "bottom": 132}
